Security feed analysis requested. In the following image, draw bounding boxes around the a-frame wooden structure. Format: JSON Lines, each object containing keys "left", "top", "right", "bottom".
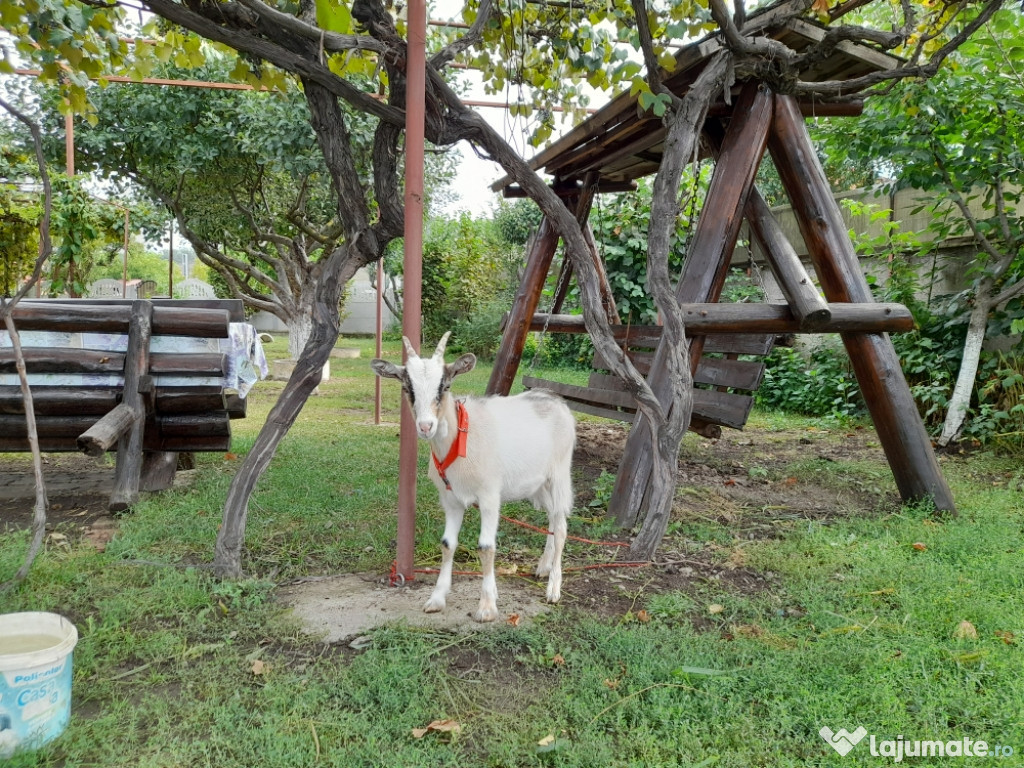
{"left": 487, "top": 15, "right": 956, "bottom": 524}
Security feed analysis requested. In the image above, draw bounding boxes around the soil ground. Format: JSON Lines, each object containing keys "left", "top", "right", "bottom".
{"left": 0, "top": 421, "right": 904, "bottom": 639}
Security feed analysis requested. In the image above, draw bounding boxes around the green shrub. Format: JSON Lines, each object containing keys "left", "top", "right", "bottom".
{"left": 757, "top": 343, "right": 865, "bottom": 420}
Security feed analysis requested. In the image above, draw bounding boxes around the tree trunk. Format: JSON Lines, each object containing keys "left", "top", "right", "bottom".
{"left": 286, "top": 305, "right": 315, "bottom": 360}
{"left": 937, "top": 286, "right": 993, "bottom": 447}
{"left": 213, "top": 78, "right": 383, "bottom": 577}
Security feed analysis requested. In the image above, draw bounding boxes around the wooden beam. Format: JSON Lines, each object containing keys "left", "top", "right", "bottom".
{"left": 769, "top": 94, "right": 955, "bottom": 513}
{"left": 502, "top": 180, "right": 637, "bottom": 198}
{"left": 745, "top": 191, "right": 832, "bottom": 330}
{"left": 487, "top": 217, "right": 561, "bottom": 395}
{"left": 528, "top": 303, "right": 912, "bottom": 336}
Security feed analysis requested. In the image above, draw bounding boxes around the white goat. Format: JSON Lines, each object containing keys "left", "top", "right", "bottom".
{"left": 371, "top": 333, "right": 575, "bottom": 622}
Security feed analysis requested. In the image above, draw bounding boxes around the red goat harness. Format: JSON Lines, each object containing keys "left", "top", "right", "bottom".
{"left": 432, "top": 400, "right": 468, "bottom": 491}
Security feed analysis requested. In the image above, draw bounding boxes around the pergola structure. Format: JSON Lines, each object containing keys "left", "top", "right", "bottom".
{"left": 487, "top": 12, "right": 955, "bottom": 525}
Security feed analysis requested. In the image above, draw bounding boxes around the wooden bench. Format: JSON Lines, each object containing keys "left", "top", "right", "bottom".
{"left": 0, "top": 298, "right": 251, "bottom": 510}
{"left": 524, "top": 327, "right": 780, "bottom": 439}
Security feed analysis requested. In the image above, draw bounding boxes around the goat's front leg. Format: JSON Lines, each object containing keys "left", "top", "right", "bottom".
{"left": 424, "top": 497, "right": 465, "bottom": 614}
{"left": 474, "top": 495, "right": 501, "bottom": 622}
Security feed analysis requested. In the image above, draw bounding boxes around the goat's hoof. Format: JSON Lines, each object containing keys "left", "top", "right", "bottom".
{"left": 423, "top": 597, "right": 446, "bottom": 613}
{"left": 473, "top": 606, "right": 499, "bottom": 623}
{"left": 546, "top": 585, "right": 561, "bottom": 604}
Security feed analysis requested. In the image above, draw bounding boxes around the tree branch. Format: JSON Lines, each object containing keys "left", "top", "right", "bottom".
{"left": 793, "top": 0, "right": 1003, "bottom": 97}
{"left": 143, "top": 0, "right": 405, "bottom": 125}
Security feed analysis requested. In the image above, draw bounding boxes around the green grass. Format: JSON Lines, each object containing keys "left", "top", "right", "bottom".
{"left": 2, "top": 336, "right": 1022, "bottom": 766}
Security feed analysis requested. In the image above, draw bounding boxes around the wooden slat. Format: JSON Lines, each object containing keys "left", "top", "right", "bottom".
{"left": 591, "top": 336, "right": 775, "bottom": 372}
{"left": 523, "top": 376, "right": 636, "bottom": 409}
{"left": 702, "top": 334, "right": 776, "bottom": 356}
{"left": 589, "top": 355, "right": 764, "bottom": 393}
{"left": 523, "top": 376, "right": 754, "bottom": 430}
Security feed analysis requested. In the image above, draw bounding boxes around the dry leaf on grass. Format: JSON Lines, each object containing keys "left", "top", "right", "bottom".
{"left": 912, "top": 542, "right": 928, "bottom": 551}
{"left": 538, "top": 734, "right": 556, "bottom": 747}
{"left": 954, "top": 620, "right": 978, "bottom": 640}
{"left": 411, "top": 719, "right": 462, "bottom": 739}
{"left": 507, "top": 613, "right": 521, "bottom": 626}
{"left": 708, "top": 603, "right": 725, "bottom": 615}
{"left": 251, "top": 659, "right": 270, "bottom": 675}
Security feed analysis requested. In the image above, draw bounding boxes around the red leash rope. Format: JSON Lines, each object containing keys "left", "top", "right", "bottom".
{"left": 389, "top": 513, "right": 646, "bottom": 585}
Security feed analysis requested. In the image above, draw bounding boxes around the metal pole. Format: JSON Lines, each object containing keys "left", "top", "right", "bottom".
{"left": 375, "top": 258, "right": 383, "bottom": 426}
{"left": 168, "top": 220, "right": 174, "bottom": 297}
{"left": 396, "top": 0, "right": 427, "bottom": 582}
{"left": 122, "top": 209, "right": 129, "bottom": 297}
{"left": 64, "top": 111, "right": 74, "bottom": 177}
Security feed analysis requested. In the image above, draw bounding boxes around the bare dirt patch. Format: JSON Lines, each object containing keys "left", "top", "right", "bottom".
{"left": 0, "top": 453, "right": 120, "bottom": 549}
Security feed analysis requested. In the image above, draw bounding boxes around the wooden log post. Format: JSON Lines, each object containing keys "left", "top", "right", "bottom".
{"left": 705, "top": 120, "right": 830, "bottom": 330}
{"left": 487, "top": 217, "right": 562, "bottom": 395}
{"left": 768, "top": 95, "right": 955, "bottom": 513}
{"left": 108, "top": 300, "right": 154, "bottom": 511}
{"left": 608, "top": 83, "right": 774, "bottom": 529}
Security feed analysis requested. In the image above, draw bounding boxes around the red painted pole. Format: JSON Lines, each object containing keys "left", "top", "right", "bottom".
{"left": 374, "top": 259, "right": 383, "bottom": 426}
{"left": 396, "top": 0, "right": 427, "bottom": 582}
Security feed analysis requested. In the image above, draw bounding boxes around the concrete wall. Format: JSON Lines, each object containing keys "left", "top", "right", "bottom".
{"left": 249, "top": 268, "right": 398, "bottom": 337}
{"left": 734, "top": 186, "right": 1002, "bottom": 306}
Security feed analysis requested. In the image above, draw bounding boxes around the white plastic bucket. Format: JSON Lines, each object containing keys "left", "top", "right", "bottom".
{"left": 0, "top": 612, "right": 79, "bottom": 758}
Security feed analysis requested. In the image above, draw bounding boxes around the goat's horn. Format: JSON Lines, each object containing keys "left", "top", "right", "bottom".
{"left": 433, "top": 331, "right": 451, "bottom": 360}
{"left": 402, "top": 336, "right": 418, "bottom": 360}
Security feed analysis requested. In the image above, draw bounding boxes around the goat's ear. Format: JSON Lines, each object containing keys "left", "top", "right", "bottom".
{"left": 370, "top": 359, "right": 404, "bottom": 380}
{"left": 447, "top": 353, "right": 476, "bottom": 379}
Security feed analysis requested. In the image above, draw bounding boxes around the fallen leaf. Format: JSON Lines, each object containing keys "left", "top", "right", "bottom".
{"left": 603, "top": 677, "right": 620, "bottom": 689}
{"left": 551, "top": 654, "right": 565, "bottom": 666}
{"left": 635, "top": 610, "right": 651, "bottom": 624}
{"left": 251, "top": 659, "right": 270, "bottom": 675}
{"left": 224, "top": 452, "right": 238, "bottom": 461}
{"left": 411, "top": 719, "right": 461, "bottom": 739}
{"left": 538, "top": 734, "right": 556, "bottom": 747}
{"left": 507, "top": 613, "right": 521, "bottom": 627}
{"left": 954, "top": 620, "right": 978, "bottom": 640}
{"left": 994, "top": 630, "right": 1016, "bottom": 645}
{"left": 784, "top": 477, "right": 798, "bottom": 485}
{"left": 496, "top": 565, "right": 518, "bottom": 576}
{"left": 912, "top": 542, "right": 928, "bottom": 551}
{"left": 708, "top": 603, "right": 725, "bottom": 615}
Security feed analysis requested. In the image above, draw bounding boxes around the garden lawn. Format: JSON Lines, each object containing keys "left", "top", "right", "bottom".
{"left": 1, "top": 336, "right": 1021, "bottom": 767}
